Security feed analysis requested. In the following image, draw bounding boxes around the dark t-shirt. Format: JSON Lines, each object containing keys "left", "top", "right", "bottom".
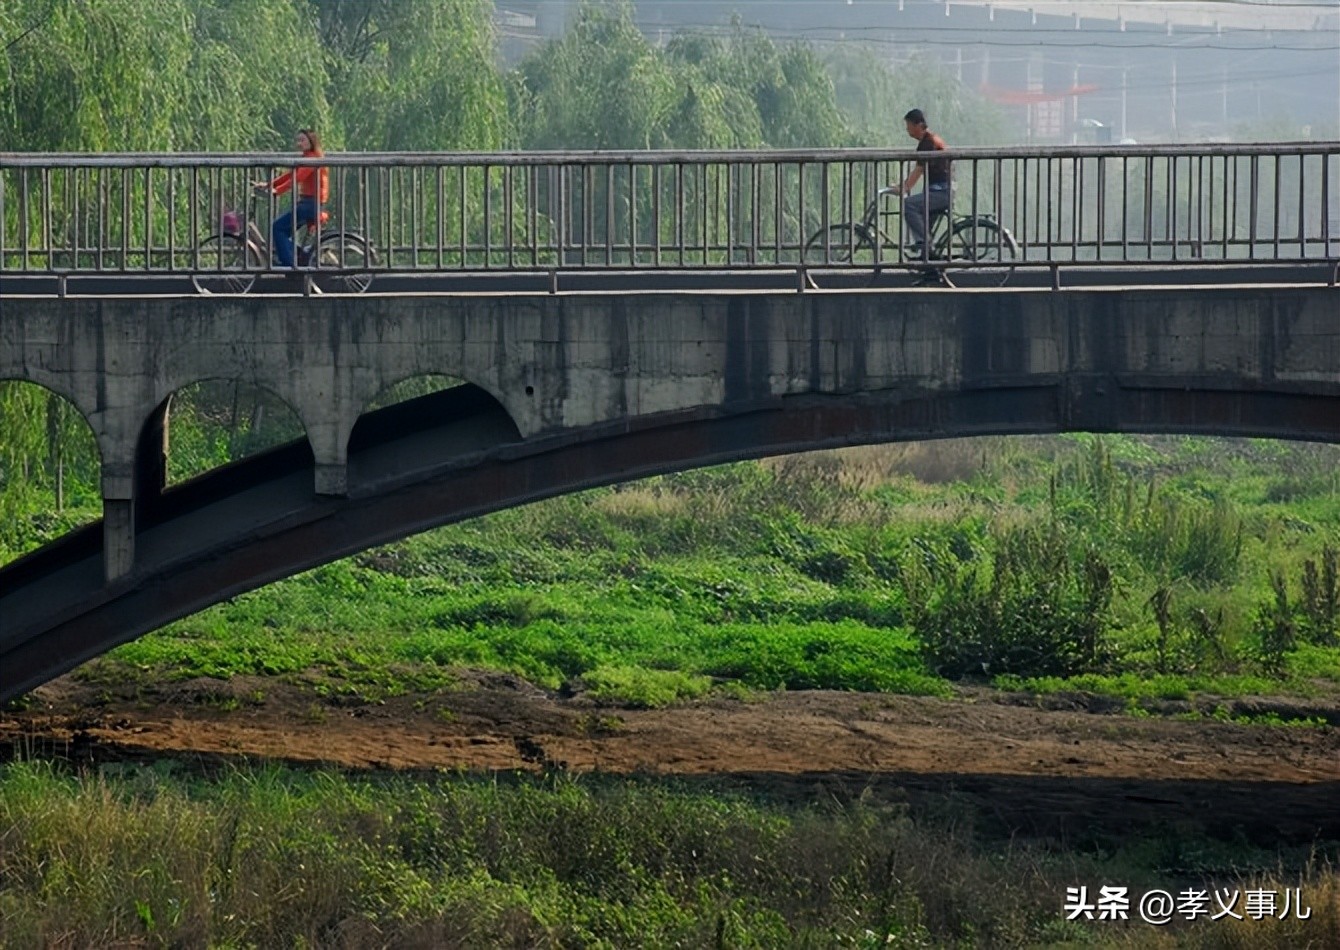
{"left": 918, "top": 131, "right": 950, "bottom": 186}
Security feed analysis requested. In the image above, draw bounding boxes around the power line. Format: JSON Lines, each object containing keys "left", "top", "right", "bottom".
{"left": 656, "top": 21, "right": 1338, "bottom": 52}
{"left": 1, "top": 4, "right": 56, "bottom": 56}
{"left": 627, "top": 1, "right": 1336, "bottom": 6}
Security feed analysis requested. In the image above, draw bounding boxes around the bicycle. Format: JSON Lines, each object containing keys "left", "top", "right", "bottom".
{"left": 803, "top": 188, "right": 1019, "bottom": 288}
{"left": 192, "top": 190, "right": 377, "bottom": 295}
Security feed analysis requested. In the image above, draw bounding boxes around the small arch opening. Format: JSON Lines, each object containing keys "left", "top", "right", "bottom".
{"left": 158, "top": 380, "right": 307, "bottom": 487}
{"left": 347, "top": 374, "right": 520, "bottom": 485}
{"left": 364, "top": 374, "right": 465, "bottom": 414}
{"left": 0, "top": 380, "right": 101, "bottom": 566}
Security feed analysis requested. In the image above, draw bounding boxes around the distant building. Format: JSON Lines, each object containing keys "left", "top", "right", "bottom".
{"left": 495, "top": 0, "right": 1340, "bottom": 142}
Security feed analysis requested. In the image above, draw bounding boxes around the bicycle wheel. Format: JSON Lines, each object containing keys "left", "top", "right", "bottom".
{"left": 191, "top": 234, "right": 259, "bottom": 294}
{"left": 938, "top": 217, "right": 1018, "bottom": 288}
{"left": 316, "top": 232, "right": 376, "bottom": 293}
{"left": 803, "top": 224, "right": 880, "bottom": 288}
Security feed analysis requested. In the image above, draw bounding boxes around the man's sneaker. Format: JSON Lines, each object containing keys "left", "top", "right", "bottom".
{"left": 912, "top": 270, "right": 947, "bottom": 287}
{"left": 904, "top": 243, "right": 924, "bottom": 257}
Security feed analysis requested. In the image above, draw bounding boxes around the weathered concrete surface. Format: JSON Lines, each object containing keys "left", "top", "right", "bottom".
{"left": 2, "top": 285, "right": 1340, "bottom": 581}
{"left": 3, "top": 285, "right": 1340, "bottom": 700}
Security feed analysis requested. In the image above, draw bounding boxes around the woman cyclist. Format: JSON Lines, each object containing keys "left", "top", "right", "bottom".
{"left": 253, "top": 129, "right": 329, "bottom": 268}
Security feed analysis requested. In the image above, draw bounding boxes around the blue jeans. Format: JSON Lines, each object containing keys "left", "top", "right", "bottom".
{"left": 272, "top": 197, "right": 319, "bottom": 267}
{"left": 904, "top": 185, "right": 951, "bottom": 252}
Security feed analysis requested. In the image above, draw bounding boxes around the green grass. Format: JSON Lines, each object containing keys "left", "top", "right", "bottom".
{"left": 5, "top": 435, "right": 1339, "bottom": 710}
{"left": 582, "top": 665, "right": 713, "bottom": 708}
{"left": 2, "top": 759, "right": 1336, "bottom": 949}
{"left": 994, "top": 672, "right": 1282, "bottom": 702}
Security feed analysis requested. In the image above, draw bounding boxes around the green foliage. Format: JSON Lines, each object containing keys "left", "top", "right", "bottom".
{"left": 1050, "top": 437, "right": 1243, "bottom": 587}
{"left": 0, "top": 0, "right": 187, "bottom": 150}
{"left": 314, "top": 0, "right": 507, "bottom": 150}
{"left": 163, "top": 382, "right": 306, "bottom": 485}
{"left": 1, "top": 761, "right": 1335, "bottom": 948}
{"left": 996, "top": 670, "right": 1278, "bottom": 702}
{"left": 0, "top": 381, "right": 99, "bottom": 558}
{"left": 13, "top": 434, "right": 1340, "bottom": 706}
{"left": 512, "top": 5, "right": 866, "bottom": 150}
{"left": 0, "top": 0, "right": 497, "bottom": 154}
{"left": 514, "top": 0, "right": 677, "bottom": 149}
{"left": 1241, "top": 547, "right": 1340, "bottom": 677}
{"left": 1299, "top": 544, "right": 1340, "bottom": 646}
{"left": 186, "top": 0, "right": 332, "bottom": 150}
{"left": 826, "top": 47, "right": 1009, "bottom": 147}
{"left": 582, "top": 665, "right": 713, "bottom": 708}
{"left": 902, "top": 522, "right": 1113, "bottom": 679}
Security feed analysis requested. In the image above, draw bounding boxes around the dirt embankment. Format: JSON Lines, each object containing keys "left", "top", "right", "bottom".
{"left": 5, "top": 674, "right": 1340, "bottom": 845}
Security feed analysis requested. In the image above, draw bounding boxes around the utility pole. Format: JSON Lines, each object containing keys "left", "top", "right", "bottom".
{"left": 1171, "top": 56, "right": 1178, "bottom": 140}
{"left": 1121, "top": 63, "right": 1128, "bottom": 141}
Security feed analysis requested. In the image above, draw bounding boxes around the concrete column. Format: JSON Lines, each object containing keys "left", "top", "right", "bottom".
{"left": 102, "top": 499, "right": 135, "bottom": 582}
{"left": 100, "top": 453, "right": 136, "bottom": 582}
{"left": 315, "top": 462, "right": 348, "bottom": 497}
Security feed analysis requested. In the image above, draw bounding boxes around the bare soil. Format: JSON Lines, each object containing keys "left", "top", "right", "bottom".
{"left": 5, "top": 673, "right": 1340, "bottom": 845}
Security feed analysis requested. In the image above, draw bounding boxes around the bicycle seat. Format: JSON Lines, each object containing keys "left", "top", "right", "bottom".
{"left": 300, "top": 211, "right": 332, "bottom": 230}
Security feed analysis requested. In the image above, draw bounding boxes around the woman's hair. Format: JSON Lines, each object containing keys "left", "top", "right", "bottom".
{"left": 299, "top": 128, "right": 323, "bottom": 155}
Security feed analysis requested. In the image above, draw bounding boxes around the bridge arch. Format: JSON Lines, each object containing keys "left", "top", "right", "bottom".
{"left": 359, "top": 373, "right": 465, "bottom": 415}
{"left": 9, "top": 373, "right": 1340, "bottom": 704}
{"left": 131, "top": 380, "right": 312, "bottom": 529}
{"left": 6, "top": 280, "right": 1340, "bottom": 701}
{"left": 340, "top": 340, "right": 538, "bottom": 447}
{"left": 149, "top": 379, "right": 310, "bottom": 488}
{"left": 0, "top": 372, "right": 86, "bottom": 422}
{"left": 0, "top": 379, "right": 102, "bottom": 567}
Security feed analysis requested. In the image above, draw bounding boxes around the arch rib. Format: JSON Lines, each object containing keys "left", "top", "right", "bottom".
{"left": 7, "top": 378, "right": 1340, "bottom": 703}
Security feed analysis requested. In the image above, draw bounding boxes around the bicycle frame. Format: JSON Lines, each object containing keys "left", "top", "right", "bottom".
{"left": 195, "top": 191, "right": 377, "bottom": 294}
{"left": 856, "top": 195, "right": 995, "bottom": 261}
{"left": 804, "top": 191, "right": 1019, "bottom": 287}
{"left": 220, "top": 193, "right": 325, "bottom": 265}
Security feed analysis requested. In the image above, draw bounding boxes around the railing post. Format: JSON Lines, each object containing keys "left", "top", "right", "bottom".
{"left": 0, "top": 144, "right": 1336, "bottom": 288}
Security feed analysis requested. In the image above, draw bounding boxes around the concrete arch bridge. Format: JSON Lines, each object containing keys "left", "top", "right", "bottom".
{"left": 3, "top": 284, "right": 1340, "bottom": 702}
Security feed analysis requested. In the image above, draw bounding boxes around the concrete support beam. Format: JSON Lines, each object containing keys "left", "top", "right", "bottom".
{"left": 315, "top": 462, "right": 348, "bottom": 497}
{"left": 103, "top": 499, "right": 135, "bottom": 582}
{"left": 101, "top": 469, "right": 135, "bottom": 503}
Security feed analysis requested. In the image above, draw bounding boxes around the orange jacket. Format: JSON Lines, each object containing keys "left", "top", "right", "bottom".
{"left": 270, "top": 150, "right": 329, "bottom": 202}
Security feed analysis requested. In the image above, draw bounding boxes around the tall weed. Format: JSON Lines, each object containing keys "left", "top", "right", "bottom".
{"left": 902, "top": 521, "right": 1113, "bottom": 678}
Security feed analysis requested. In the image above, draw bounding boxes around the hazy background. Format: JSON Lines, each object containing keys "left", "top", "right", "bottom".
{"left": 498, "top": 0, "right": 1340, "bottom": 144}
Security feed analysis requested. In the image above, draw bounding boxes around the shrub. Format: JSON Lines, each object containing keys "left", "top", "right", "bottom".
{"left": 902, "top": 523, "right": 1114, "bottom": 679}
{"left": 581, "top": 666, "right": 713, "bottom": 708}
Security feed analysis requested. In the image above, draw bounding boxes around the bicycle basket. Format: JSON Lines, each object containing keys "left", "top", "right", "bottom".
{"left": 220, "top": 210, "right": 243, "bottom": 237}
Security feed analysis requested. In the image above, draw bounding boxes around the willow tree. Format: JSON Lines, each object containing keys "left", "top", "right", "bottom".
{"left": 312, "top": 0, "right": 506, "bottom": 150}
{"left": 513, "top": 0, "right": 677, "bottom": 150}
{"left": 0, "top": 0, "right": 197, "bottom": 150}
{"left": 826, "top": 46, "right": 1009, "bottom": 147}
{"left": 664, "top": 22, "right": 849, "bottom": 148}
{"left": 184, "top": 0, "right": 332, "bottom": 151}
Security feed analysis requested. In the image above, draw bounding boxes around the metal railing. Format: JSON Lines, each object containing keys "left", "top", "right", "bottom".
{"left": 1, "top": 143, "right": 1337, "bottom": 281}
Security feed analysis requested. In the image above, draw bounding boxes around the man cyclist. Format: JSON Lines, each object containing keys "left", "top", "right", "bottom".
{"left": 885, "top": 109, "right": 950, "bottom": 284}
{"left": 253, "top": 128, "right": 328, "bottom": 268}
